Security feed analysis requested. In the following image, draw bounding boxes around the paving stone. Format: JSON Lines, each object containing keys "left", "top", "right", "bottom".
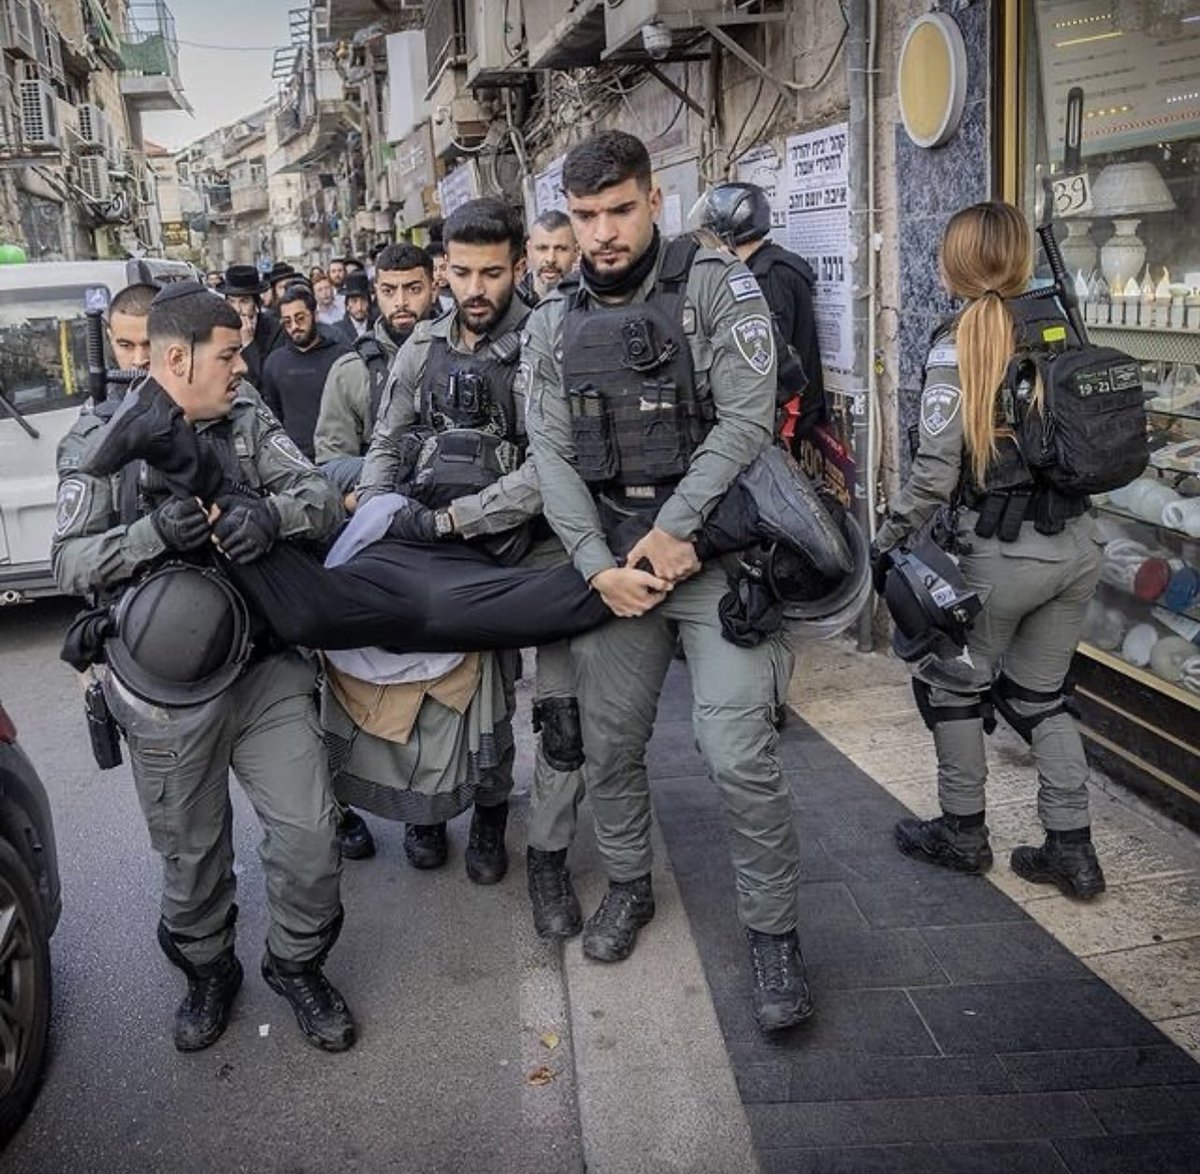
{"left": 920, "top": 922, "right": 1092, "bottom": 985}
{"left": 1082, "top": 1083, "right": 1200, "bottom": 1134}
{"left": 746, "top": 1090, "right": 1099, "bottom": 1148}
{"left": 1084, "top": 937, "right": 1200, "bottom": 1022}
{"left": 758, "top": 1140, "right": 1069, "bottom": 1174}
{"left": 845, "top": 871, "right": 1029, "bottom": 930}
{"left": 910, "top": 979, "right": 1167, "bottom": 1056}
{"left": 786, "top": 1052, "right": 1014, "bottom": 1102}
{"left": 998, "top": 1045, "right": 1200, "bottom": 1092}
{"left": 1052, "top": 1132, "right": 1200, "bottom": 1173}
{"left": 1158, "top": 1014, "right": 1200, "bottom": 1063}
{"left": 735, "top": 1062, "right": 792, "bottom": 1103}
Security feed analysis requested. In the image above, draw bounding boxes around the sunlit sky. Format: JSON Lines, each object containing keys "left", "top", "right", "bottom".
{"left": 141, "top": 0, "right": 298, "bottom": 151}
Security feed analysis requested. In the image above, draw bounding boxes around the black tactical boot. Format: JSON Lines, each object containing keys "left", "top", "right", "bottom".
{"left": 582, "top": 876, "right": 655, "bottom": 963}
{"left": 338, "top": 808, "right": 376, "bottom": 861}
{"left": 174, "top": 952, "right": 243, "bottom": 1052}
{"left": 747, "top": 929, "right": 813, "bottom": 1032}
{"left": 895, "top": 810, "right": 993, "bottom": 874}
{"left": 403, "top": 822, "right": 448, "bottom": 870}
{"left": 526, "top": 847, "right": 583, "bottom": 938}
{"left": 261, "top": 953, "right": 356, "bottom": 1052}
{"left": 1010, "top": 828, "right": 1106, "bottom": 900}
{"left": 465, "top": 802, "right": 509, "bottom": 885}
{"left": 81, "top": 380, "right": 225, "bottom": 500}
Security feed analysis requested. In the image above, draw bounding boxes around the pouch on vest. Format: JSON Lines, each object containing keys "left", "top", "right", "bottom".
{"left": 409, "top": 429, "right": 521, "bottom": 509}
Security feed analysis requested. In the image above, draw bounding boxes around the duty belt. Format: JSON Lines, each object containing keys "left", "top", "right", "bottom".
{"left": 963, "top": 486, "right": 1087, "bottom": 540}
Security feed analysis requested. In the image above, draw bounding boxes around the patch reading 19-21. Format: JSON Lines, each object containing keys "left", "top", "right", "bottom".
{"left": 920, "top": 383, "right": 962, "bottom": 436}
{"left": 732, "top": 315, "right": 776, "bottom": 375}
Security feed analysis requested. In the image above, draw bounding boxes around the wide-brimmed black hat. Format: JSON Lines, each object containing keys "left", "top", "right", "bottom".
{"left": 221, "top": 264, "right": 266, "bottom": 296}
{"left": 266, "top": 261, "right": 298, "bottom": 286}
{"left": 344, "top": 271, "right": 371, "bottom": 298}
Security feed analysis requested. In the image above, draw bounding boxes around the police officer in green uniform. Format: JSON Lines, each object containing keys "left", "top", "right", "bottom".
{"left": 315, "top": 243, "right": 438, "bottom": 499}
{"left": 523, "top": 131, "right": 811, "bottom": 1032}
{"left": 52, "top": 283, "right": 359, "bottom": 1052}
{"left": 873, "top": 201, "right": 1106, "bottom": 900}
{"left": 357, "top": 199, "right": 587, "bottom": 934}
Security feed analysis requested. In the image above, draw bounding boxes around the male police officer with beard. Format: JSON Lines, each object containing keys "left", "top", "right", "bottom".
{"left": 524, "top": 131, "right": 811, "bottom": 1032}
{"left": 51, "top": 283, "right": 356, "bottom": 1054}
{"left": 315, "top": 243, "right": 437, "bottom": 501}
{"left": 357, "top": 198, "right": 588, "bottom": 937}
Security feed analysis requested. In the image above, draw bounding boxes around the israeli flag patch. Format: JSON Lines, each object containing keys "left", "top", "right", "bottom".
{"left": 926, "top": 340, "right": 958, "bottom": 370}
{"left": 727, "top": 272, "right": 762, "bottom": 302}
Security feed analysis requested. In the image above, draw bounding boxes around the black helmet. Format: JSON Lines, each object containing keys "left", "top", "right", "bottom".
{"left": 694, "top": 183, "right": 771, "bottom": 247}
{"left": 106, "top": 563, "right": 251, "bottom": 707}
{"left": 883, "top": 542, "right": 982, "bottom": 663}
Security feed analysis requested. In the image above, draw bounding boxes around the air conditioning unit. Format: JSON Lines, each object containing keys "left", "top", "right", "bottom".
{"left": 427, "top": 67, "right": 490, "bottom": 160}
{"left": 19, "top": 77, "right": 59, "bottom": 148}
{"left": 604, "top": 0, "right": 733, "bottom": 57}
{"left": 78, "top": 153, "right": 111, "bottom": 202}
{"left": 525, "top": 0, "right": 604, "bottom": 69}
{"left": 465, "top": 0, "right": 525, "bottom": 86}
{"left": 77, "top": 102, "right": 108, "bottom": 149}
{"left": 0, "top": 0, "right": 37, "bottom": 59}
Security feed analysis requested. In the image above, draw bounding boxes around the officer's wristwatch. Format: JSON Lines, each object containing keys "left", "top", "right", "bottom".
{"left": 433, "top": 508, "right": 455, "bottom": 539}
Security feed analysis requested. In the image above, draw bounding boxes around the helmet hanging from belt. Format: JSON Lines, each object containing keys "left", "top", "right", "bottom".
{"left": 883, "top": 541, "right": 982, "bottom": 663}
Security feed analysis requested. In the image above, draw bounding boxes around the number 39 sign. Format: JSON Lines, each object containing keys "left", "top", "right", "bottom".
{"left": 1051, "top": 172, "right": 1093, "bottom": 217}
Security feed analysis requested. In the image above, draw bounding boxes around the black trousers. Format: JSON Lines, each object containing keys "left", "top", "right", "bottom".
{"left": 225, "top": 538, "right": 612, "bottom": 653}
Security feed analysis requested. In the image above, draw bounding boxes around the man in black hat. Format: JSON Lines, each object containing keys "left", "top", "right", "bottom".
{"left": 329, "top": 270, "right": 373, "bottom": 345}
{"left": 266, "top": 261, "right": 304, "bottom": 309}
{"left": 221, "top": 263, "right": 284, "bottom": 391}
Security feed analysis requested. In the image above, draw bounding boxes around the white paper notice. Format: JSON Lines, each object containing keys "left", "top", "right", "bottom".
{"left": 784, "top": 124, "right": 854, "bottom": 374}
{"left": 662, "top": 192, "right": 683, "bottom": 237}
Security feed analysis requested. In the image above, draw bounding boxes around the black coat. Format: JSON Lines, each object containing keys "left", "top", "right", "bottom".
{"left": 240, "top": 312, "right": 286, "bottom": 391}
{"left": 259, "top": 330, "right": 350, "bottom": 458}
{"left": 747, "top": 241, "right": 826, "bottom": 437}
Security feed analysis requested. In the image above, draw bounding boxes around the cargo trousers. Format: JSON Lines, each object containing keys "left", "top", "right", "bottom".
{"left": 918, "top": 513, "right": 1103, "bottom": 831}
{"left": 104, "top": 649, "right": 343, "bottom": 968}
{"left": 571, "top": 561, "right": 799, "bottom": 934}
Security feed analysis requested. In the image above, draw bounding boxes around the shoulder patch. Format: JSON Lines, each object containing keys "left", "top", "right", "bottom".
{"left": 55, "top": 477, "right": 89, "bottom": 536}
{"left": 727, "top": 272, "right": 762, "bottom": 302}
{"left": 255, "top": 403, "right": 280, "bottom": 429}
{"left": 513, "top": 359, "right": 533, "bottom": 399}
{"left": 731, "top": 314, "right": 776, "bottom": 376}
{"left": 268, "top": 433, "right": 316, "bottom": 471}
{"left": 920, "top": 383, "right": 962, "bottom": 437}
{"left": 926, "top": 340, "right": 958, "bottom": 369}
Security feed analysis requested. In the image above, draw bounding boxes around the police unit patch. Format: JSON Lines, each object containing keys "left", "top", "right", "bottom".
{"left": 269, "top": 433, "right": 315, "bottom": 471}
{"left": 55, "top": 477, "right": 87, "bottom": 536}
{"left": 920, "top": 384, "right": 962, "bottom": 437}
{"left": 732, "top": 315, "right": 775, "bottom": 375}
{"left": 727, "top": 273, "right": 761, "bottom": 303}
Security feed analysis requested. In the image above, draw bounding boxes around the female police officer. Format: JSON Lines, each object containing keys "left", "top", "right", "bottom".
{"left": 872, "top": 200, "right": 1106, "bottom": 901}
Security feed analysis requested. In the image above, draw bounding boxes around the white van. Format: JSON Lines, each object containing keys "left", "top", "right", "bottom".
{"left": 0, "top": 258, "right": 195, "bottom": 602}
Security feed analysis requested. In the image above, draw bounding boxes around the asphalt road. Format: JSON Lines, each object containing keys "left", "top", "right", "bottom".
{"left": 0, "top": 598, "right": 583, "bottom": 1173}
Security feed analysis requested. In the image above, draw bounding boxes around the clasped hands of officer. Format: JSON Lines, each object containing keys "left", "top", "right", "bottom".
{"left": 591, "top": 527, "right": 700, "bottom": 618}
{"left": 150, "top": 494, "right": 279, "bottom": 564}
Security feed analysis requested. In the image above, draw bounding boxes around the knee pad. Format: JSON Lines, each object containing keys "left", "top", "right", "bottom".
{"left": 911, "top": 679, "right": 994, "bottom": 736}
{"left": 531, "top": 697, "right": 585, "bottom": 772}
{"left": 991, "top": 674, "right": 1073, "bottom": 745}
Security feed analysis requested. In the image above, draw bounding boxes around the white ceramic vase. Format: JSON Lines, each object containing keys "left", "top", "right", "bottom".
{"left": 1100, "top": 218, "right": 1146, "bottom": 288}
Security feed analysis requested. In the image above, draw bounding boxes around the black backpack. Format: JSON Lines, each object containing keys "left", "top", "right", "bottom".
{"left": 1008, "top": 336, "right": 1147, "bottom": 497}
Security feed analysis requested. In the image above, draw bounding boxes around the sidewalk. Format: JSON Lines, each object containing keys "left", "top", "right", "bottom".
{"left": 626, "top": 639, "right": 1200, "bottom": 1173}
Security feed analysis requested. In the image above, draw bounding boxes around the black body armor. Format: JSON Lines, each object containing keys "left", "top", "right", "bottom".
{"left": 559, "top": 238, "right": 713, "bottom": 517}
{"left": 408, "top": 328, "right": 527, "bottom": 509}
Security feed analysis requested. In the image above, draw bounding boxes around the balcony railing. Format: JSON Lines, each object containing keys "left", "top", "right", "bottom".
{"left": 121, "top": 2, "right": 181, "bottom": 82}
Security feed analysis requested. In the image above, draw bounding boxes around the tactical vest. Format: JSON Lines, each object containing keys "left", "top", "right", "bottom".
{"left": 354, "top": 334, "right": 392, "bottom": 445}
{"left": 747, "top": 243, "right": 814, "bottom": 402}
{"left": 559, "top": 237, "right": 714, "bottom": 513}
{"left": 408, "top": 325, "right": 527, "bottom": 509}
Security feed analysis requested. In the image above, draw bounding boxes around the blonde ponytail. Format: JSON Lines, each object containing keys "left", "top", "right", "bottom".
{"left": 938, "top": 202, "right": 1034, "bottom": 487}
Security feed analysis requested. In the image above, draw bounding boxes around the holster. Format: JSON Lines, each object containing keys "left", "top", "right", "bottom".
{"left": 84, "top": 678, "right": 123, "bottom": 770}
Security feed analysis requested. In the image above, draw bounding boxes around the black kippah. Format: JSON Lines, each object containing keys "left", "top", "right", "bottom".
{"left": 151, "top": 280, "right": 214, "bottom": 306}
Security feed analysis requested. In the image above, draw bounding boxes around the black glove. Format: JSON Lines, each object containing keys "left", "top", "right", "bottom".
{"left": 387, "top": 500, "right": 448, "bottom": 544}
{"left": 869, "top": 541, "right": 893, "bottom": 595}
{"left": 212, "top": 496, "right": 279, "bottom": 564}
{"left": 149, "top": 496, "right": 211, "bottom": 551}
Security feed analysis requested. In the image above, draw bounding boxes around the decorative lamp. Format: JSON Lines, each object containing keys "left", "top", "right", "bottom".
{"left": 1090, "top": 162, "right": 1177, "bottom": 287}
